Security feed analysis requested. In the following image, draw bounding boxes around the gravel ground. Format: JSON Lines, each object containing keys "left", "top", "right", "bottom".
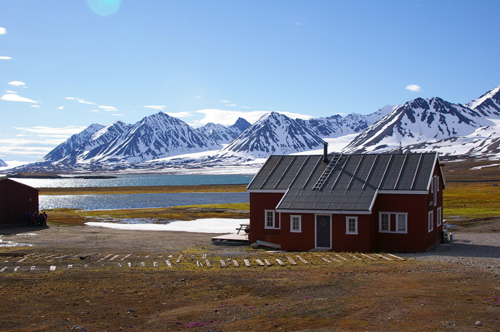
{"left": 400, "top": 232, "right": 500, "bottom": 274}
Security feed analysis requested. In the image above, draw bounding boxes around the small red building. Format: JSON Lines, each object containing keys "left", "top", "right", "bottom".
{"left": 0, "top": 178, "right": 39, "bottom": 225}
{"left": 247, "top": 152, "right": 445, "bottom": 252}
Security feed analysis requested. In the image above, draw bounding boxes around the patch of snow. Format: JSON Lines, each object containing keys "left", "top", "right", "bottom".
{"left": 85, "top": 218, "right": 249, "bottom": 233}
{"left": 469, "top": 163, "right": 500, "bottom": 170}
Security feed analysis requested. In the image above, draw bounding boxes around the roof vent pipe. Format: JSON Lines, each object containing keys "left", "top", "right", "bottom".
{"left": 323, "top": 142, "right": 329, "bottom": 163}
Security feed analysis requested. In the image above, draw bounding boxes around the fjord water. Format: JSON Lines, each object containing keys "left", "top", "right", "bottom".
{"left": 39, "top": 192, "right": 250, "bottom": 211}
{"left": 13, "top": 174, "right": 253, "bottom": 188}
{"left": 17, "top": 174, "right": 254, "bottom": 211}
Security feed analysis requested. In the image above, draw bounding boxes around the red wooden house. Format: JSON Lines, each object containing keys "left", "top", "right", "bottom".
{"left": 247, "top": 151, "right": 445, "bottom": 252}
{"left": 0, "top": 178, "right": 39, "bottom": 225}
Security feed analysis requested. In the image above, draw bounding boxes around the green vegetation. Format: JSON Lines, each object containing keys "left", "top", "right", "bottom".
{"left": 47, "top": 203, "right": 249, "bottom": 226}
{"left": 443, "top": 182, "right": 500, "bottom": 219}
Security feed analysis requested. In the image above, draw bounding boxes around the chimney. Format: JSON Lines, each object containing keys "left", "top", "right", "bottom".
{"left": 323, "top": 142, "right": 329, "bottom": 163}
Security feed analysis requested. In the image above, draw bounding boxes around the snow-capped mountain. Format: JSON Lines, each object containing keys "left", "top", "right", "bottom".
{"left": 217, "top": 112, "right": 325, "bottom": 159}
{"left": 0, "top": 159, "right": 7, "bottom": 167}
{"left": 297, "top": 105, "right": 397, "bottom": 138}
{"left": 8, "top": 84, "right": 500, "bottom": 173}
{"left": 229, "top": 117, "right": 252, "bottom": 133}
{"left": 80, "top": 112, "right": 221, "bottom": 164}
{"left": 195, "top": 118, "right": 250, "bottom": 144}
{"left": 400, "top": 119, "right": 500, "bottom": 157}
{"left": 467, "top": 85, "right": 500, "bottom": 117}
{"left": 342, "top": 96, "right": 496, "bottom": 154}
{"left": 39, "top": 123, "right": 105, "bottom": 163}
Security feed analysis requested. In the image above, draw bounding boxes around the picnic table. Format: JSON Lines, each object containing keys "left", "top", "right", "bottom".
{"left": 236, "top": 223, "right": 250, "bottom": 234}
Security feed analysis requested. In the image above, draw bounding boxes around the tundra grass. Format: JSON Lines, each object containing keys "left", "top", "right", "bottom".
{"left": 443, "top": 182, "right": 500, "bottom": 219}
{"left": 47, "top": 203, "right": 249, "bottom": 226}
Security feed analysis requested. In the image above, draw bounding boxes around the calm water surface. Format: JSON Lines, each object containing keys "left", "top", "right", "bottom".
{"left": 13, "top": 174, "right": 253, "bottom": 188}
{"left": 40, "top": 192, "right": 249, "bottom": 211}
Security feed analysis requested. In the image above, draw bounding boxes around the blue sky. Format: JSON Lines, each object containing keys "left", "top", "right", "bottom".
{"left": 1, "top": 0, "right": 500, "bottom": 164}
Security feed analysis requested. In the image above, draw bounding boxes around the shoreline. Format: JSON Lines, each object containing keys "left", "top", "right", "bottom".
{"left": 38, "top": 183, "right": 248, "bottom": 195}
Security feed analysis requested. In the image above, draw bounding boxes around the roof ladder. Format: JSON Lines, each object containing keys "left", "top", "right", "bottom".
{"left": 312, "top": 154, "right": 342, "bottom": 190}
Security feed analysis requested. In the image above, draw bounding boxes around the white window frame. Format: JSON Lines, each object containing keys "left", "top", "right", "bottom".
{"left": 434, "top": 176, "right": 438, "bottom": 206}
{"left": 428, "top": 210, "right": 434, "bottom": 232}
{"left": 290, "top": 215, "right": 302, "bottom": 233}
{"left": 345, "top": 216, "right": 358, "bottom": 235}
{"left": 265, "top": 210, "right": 276, "bottom": 229}
{"left": 379, "top": 212, "right": 408, "bottom": 234}
{"left": 437, "top": 207, "right": 442, "bottom": 227}
{"left": 396, "top": 213, "right": 407, "bottom": 233}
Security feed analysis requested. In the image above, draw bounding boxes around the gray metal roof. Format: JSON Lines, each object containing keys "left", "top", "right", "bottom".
{"left": 247, "top": 152, "right": 440, "bottom": 213}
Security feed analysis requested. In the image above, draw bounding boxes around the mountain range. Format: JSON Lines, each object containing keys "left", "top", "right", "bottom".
{"left": 8, "top": 84, "right": 500, "bottom": 173}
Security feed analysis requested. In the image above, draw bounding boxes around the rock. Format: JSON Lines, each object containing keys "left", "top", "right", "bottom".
{"left": 72, "top": 326, "right": 87, "bottom": 331}
{"left": 475, "top": 321, "right": 483, "bottom": 326}
{"left": 251, "top": 242, "right": 260, "bottom": 249}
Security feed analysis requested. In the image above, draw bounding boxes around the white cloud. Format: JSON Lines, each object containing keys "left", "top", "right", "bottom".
{"left": 77, "top": 99, "right": 95, "bottom": 105}
{"left": 65, "top": 97, "right": 96, "bottom": 105}
{"left": 112, "top": 113, "right": 123, "bottom": 116}
{"left": 6, "top": 90, "right": 17, "bottom": 94}
{"left": 220, "top": 99, "right": 234, "bottom": 103}
{"left": 196, "top": 96, "right": 202, "bottom": 99}
{"left": 228, "top": 104, "right": 237, "bottom": 107}
{"left": 65, "top": 97, "right": 95, "bottom": 105}
{"left": 0, "top": 27, "right": 5, "bottom": 34}
{"left": 1, "top": 93, "right": 38, "bottom": 103}
{"left": 8, "top": 81, "right": 26, "bottom": 87}
{"left": 143, "top": 105, "right": 166, "bottom": 110}
{"left": 57, "top": 106, "right": 64, "bottom": 110}
{"left": 31, "top": 105, "right": 40, "bottom": 108}
{"left": 0, "top": 145, "right": 54, "bottom": 156}
{"left": 0, "top": 56, "right": 11, "bottom": 60}
{"left": 90, "top": 109, "right": 100, "bottom": 113}
{"left": 165, "top": 112, "right": 192, "bottom": 118}
{"left": 99, "top": 105, "right": 118, "bottom": 112}
{"left": 0, "top": 125, "right": 85, "bottom": 158}
{"left": 406, "top": 84, "right": 421, "bottom": 92}
{"left": 14, "top": 126, "right": 86, "bottom": 136}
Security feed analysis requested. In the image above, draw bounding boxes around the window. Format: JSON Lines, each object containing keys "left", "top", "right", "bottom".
{"left": 437, "top": 207, "right": 442, "bottom": 227}
{"left": 379, "top": 212, "right": 407, "bottom": 234}
{"left": 380, "top": 213, "right": 390, "bottom": 232}
{"left": 428, "top": 210, "right": 433, "bottom": 232}
{"left": 346, "top": 217, "right": 358, "bottom": 235}
{"left": 265, "top": 210, "right": 275, "bottom": 229}
{"left": 290, "top": 215, "right": 301, "bottom": 233}
{"left": 397, "top": 214, "right": 407, "bottom": 232}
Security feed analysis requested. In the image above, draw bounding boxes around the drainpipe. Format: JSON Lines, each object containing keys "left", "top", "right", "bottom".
{"left": 323, "top": 142, "right": 329, "bottom": 163}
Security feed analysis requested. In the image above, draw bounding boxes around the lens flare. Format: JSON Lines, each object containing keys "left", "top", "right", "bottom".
{"left": 87, "top": 0, "right": 121, "bottom": 17}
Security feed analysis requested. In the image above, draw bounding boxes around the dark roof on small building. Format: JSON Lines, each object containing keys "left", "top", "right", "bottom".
{"left": 0, "top": 177, "right": 40, "bottom": 192}
{"left": 247, "top": 152, "right": 442, "bottom": 213}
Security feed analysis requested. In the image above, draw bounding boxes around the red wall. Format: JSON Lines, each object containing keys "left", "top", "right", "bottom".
{"left": 373, "top": 193, "right": 430, "bottom": 252}
{"left": 372, "top": 164, "right": 444, "bottom": 252}
{"left": 249, "top": 192, "right": 284, "bottom": 244}
{"left": 0, "top": 179, "right": 39, "bottom": 225}
{"left": 279, "top": 213, "right": 372, "bottom": 252}
{"left": 279, "top": 213, "right": 315, "bottom": 251}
